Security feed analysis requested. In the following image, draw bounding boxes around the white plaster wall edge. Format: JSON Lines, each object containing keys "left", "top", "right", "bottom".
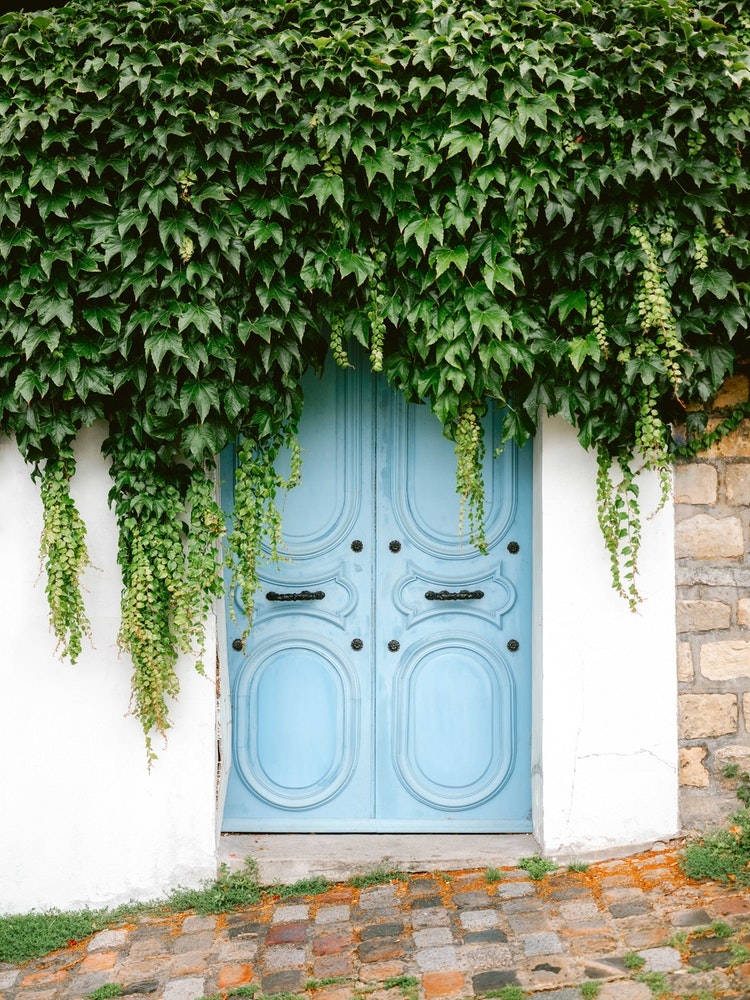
{"left": 532, "top": 413, "right": 680, "bottom": 856}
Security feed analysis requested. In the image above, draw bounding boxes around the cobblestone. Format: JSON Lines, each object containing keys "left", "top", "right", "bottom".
{"left": 4, "top": 845, "right": 750, "bottom": 1000}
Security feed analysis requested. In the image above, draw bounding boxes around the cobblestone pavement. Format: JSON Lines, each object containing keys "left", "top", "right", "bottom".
{"left": 2, "top": 846, "right": 750, "bottom": 1000}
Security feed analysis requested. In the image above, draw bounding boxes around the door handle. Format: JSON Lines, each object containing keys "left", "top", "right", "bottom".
{"left": 266, "top": 590, "right": 325, "bottom": 602}
{"left": 425, "top": 589, "right": 484, "bottom": 601}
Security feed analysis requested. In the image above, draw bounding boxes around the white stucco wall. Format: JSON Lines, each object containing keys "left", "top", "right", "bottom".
{"left": 532, "top": 415, "right": 680, "bottom": 856}
{"left": 0, "top": 426, "right": 218, "bottom": 915}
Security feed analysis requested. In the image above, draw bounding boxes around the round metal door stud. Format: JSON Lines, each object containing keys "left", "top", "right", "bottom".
{"left": 351, "top": 638, "right": 364, "bottom": 651}
{"left": 351, "top": 540, "right": 363, "bottom": 552}
{"left": 232, "top": 638, "right": 243, "bottom": 651}
{"left": 507, "top": 541, "right": 520, "bottom": 554}
{"left": 389, "top": 540, "right": 402, "bottom": 553}
{"left": 388, "top": 640, "right": 401, "bottom": 652}
{"left": 507, "top": 639, "right": 520, "bottom": 652}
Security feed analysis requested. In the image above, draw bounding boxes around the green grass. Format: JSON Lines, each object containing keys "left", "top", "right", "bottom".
{"left": 164, "top": 858, "right": 261, "bottom": 915}
{"left": 579, "top": 982, "right": 601, "bottom": 999}
{"left": 270, "top": 876, "right": 332, "bottom": 899}
{"left": 484, "top": 987, "right": 527, "bottom": 1000}
{"left": 305, "top": 977, "right": 353, "bottom": 990}
{"left": 347, "top": 866, "right": 407, "bottom": 888}
{"left": 484, "top": 866, "right": 504, "bottom": 883}
{"left": 87, "top": 986, "right": 123, "bottom": 1000}
{"left": 517, "top": 855, "right": 558, "bottom": 880}
{"left": 567, "top": 861, "right": 590, "bottom": 873}
{"left": 708, "top": 920, "right": 733, "bottom": 938}
{"left": 622, "top": 952, "right": 646, "bottom": 970}
{"left": 0, "top": 908, "right": 112, "bottom": 965}
{"left": 0, "top": 857, "right": 264, "bottom": 965}
{"left": 635, "top": 971, "right": 669, "bottom": 997}
{"left": 681, "top": 807, "right": 750, "bottom": 886}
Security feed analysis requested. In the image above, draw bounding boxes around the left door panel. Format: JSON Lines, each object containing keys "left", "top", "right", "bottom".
{"left": 221, "top": 364, "right": 376, "bottom": 829}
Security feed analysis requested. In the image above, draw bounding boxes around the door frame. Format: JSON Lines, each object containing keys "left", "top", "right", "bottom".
{"left": 215, "top": 412, "right": 680, "bottom": 854}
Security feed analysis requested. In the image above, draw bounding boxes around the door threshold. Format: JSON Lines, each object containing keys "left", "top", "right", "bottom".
{"left": 219, "top": 833, "right": 540, "bottom": 885}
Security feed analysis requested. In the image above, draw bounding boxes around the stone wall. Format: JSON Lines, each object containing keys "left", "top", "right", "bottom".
{"left": 675, "top": 374, "right": 750, "bottom": 830}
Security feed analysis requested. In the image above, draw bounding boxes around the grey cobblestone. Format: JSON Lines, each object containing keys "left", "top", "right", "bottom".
{"left": 522, "top": 933, "right": 564, "bottom": 956}
{"left": 413, "top": 926, "right": 454, "bottom": 948}
{"left": 272, "top": 904, "right": 309, "bottom": 923}
{"left": 460, "top": 909, "right": 502, "bottom": 930}
{"left": 315, "top": 905, "right": 351, "bottom": 925}
{"left": 162, "top": 978, "right": 206, "bottom": 1000}
{"left": 87, "top": 929, "right": 130, "bottom": 951}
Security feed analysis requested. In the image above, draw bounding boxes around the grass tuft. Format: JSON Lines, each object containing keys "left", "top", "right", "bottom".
{"left": 635, "top": 971, "right": 669, "bottom": 997}
{"left": 484, "top": 987, "right": 526, "bottom": 1000}
{"left": 622, "top": 952, "right": 646, "bottom": 970}
{"left": 87, "top": 986, "right": 123, "bottom": 1000}
{"left": 164, "top": 858, "right": 261, "bottom": 915}
{"left": 567, "top": 860, "right": 590, "bottom": 873}
{"left": 517, "top": 855, "right": 558, "bottom": 880}
{"left": 271, "top": 876, "right": 332, "bottom": 899}
{"left": 579, "top": 982, "right": 601, "bottom": 999}
{"left": 484, "top": 866, "right": 504, "bottom": 883}
{"left": 0, "top": 908, "right": 108, "bottom": 965}
{"left": 347, "top": 867, "right": 408, "bottom": 888}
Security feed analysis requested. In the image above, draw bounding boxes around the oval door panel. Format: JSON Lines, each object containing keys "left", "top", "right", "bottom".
{"left": 262, "top": 367, "right": 364, "bottom": 560}
{"left": 388, "top": 398, "right": 519, "bottom": 559}
{"left": 233, "top": 639, "right": 360, "bottom": 809}
{"left": 392, "top": 638, "right": 515, "bottom": 809}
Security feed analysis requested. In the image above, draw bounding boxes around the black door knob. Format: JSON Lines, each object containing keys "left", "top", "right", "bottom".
{"left": 388, "top": 640, "right": 400, "bottom": 652}
{"left": 232, "top": 638, "right": 243, "bottom": 651}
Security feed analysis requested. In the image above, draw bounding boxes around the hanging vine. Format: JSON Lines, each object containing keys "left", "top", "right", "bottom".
{"left": 38, "top": 457, "right": 92, "bottom": 662}
{"left": 0, "top": 0, "right": 748, "bottom": 753}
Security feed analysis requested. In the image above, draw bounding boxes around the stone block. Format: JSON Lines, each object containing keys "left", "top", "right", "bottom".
{"left": 715, "top": 745, "right": 750, "bottom": 783}
{"left": 640, "top": 947, "right": 683, "bottom": 972}
{"left": 422, "top": 970, "right": 466, "bottom": 998}
{"left": 738, "top": 599, "right": 750, "bottom": 627}
{"left": 700, "top": 640, "right": 750, "bottom": 680}
{"left": 676, "top": 600, "right": 731, "bottom": 633}
{"left": 744, "top": 692, "right": 750, "bottom": 729}
{"left": 673, "top": 463, "right": 718, "bottom": 504}
{"left": 163, "top": 979, "right": 206, "bottom": 1000}
{"left": 702, "top": 417, "right": 750, "bottom": 459}
{"left": 677, "top": 642, "right": 695, "bottom": 682}
{"left": 713, "top": 374, "right": 750, "bottom": 409}
{"left": 679, "top": 693, "right": 738, "bottom": 738}
{"left": 679, "top": 746, "right": 709, "bottom": 787}
{"left": 726, "top": 463, "right": 750, "bottom": 506}
{"left": 675, "top": 514, "right": 745, "bottom": 559}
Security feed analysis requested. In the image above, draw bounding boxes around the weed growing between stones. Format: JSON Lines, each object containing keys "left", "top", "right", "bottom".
{"left": 579, "top": 982, "right": 601, "bottom": 999}
{"left": 87, "top": 986, "right": 123, "bottom": 1000}
{"left": 164, "top": 858, "right": 262, "bottom": 915}
{"left": 623, "top": 952, "right": 647, "bottom": 970}
{"left": 485, "top": 866, "right": 505, "bottom": 883}
{"left": 682, "top": 765, "right": 750, "bottom": 885}
{"left": 269, "top": 876, "right": 332, "bottom": 899}
{"left": 517, "top": 856, "right": 559, "bottom": 880}
{"left": 567, "top": 861, "right": 591, "bottom": 873}
{"left": 347, "top": 866, "right": 408, "bottom": 888}
{"left": 484, "top": 987, "right": 527, "bottom": 1000}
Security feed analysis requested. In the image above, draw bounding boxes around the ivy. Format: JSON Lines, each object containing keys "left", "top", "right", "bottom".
{"left": 0, "top": 0, "right": 748, "bottom": 752}
{"left": 38, "top": 457, "right": 92, "bottom": 662}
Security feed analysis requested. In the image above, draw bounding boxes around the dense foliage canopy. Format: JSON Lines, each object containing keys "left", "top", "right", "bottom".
{"left": 0, "top": 0, "right": 748, "bottom": 753}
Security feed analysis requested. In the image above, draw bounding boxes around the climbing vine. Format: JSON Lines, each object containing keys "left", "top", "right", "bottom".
{"left": 0, "top": 0, "right": 748, "bottom": 752}
{"left": 38, "top": 457, "right": 92, "bottom": 662}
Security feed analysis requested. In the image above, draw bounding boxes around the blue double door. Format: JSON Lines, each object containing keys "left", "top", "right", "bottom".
{"left": 222, "top": 363, "right": 532, "bottom": 831}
